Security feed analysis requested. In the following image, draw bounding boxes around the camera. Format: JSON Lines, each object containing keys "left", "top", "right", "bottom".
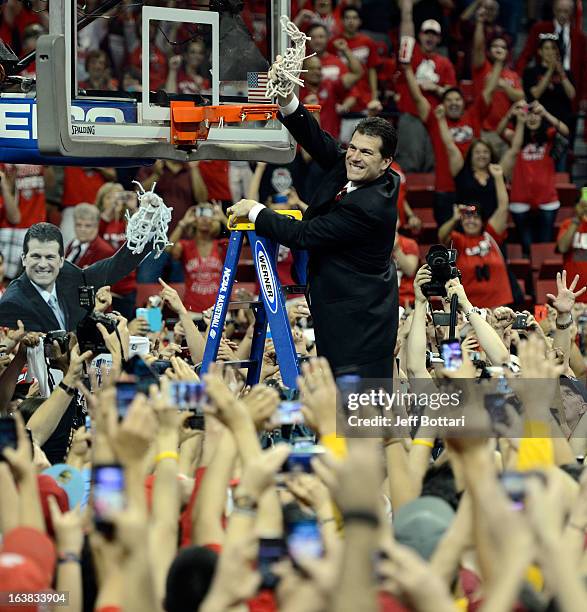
{"left": 77, "top": 311, "right": 117, "bottom": 354}
{"left": 44, "top": 330, "right": 71, "bottom": 359}
{"left": 423, "top": 245, "right": 460, "bottom": 297}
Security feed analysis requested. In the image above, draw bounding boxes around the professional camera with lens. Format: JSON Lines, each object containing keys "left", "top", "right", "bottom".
{"left": 77, "top": 311, "right": 117, "bottom": 354}
{"left": 44, "top": 330, "right": 71, "bottom": 360}
{"left": 423, "top": 245, "right": 461, "bottom": 297}
{"left": 76, "top": 285, "right": 118, "bottom": 353}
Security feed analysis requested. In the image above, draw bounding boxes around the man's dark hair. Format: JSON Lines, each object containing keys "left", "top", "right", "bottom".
{"left": 421, "top": 462, "right": 461, "bottom": 510}
{"left": 353, "top": 117, "right": 398, "bottom": 159}
{"left": 23, "top": 223, "right": 64, "bottom": 257}
{"left": 164, "top": 546, "right": 218, "bottom": 612}
{"left": 17, "top": 397, "right": 45, "bottom": 424}
{"left": 442, "top": 87, "right": 464, "bottom": 102}
{"left": 307, "top": 23, "right": 329, "bottom": 37}
{"left": 341, "top": 5, "right": 360, "bottom": 19}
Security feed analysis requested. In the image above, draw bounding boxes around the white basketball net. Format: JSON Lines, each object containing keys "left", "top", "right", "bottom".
{"left": 265, "top": 16, "right": 315, "bottom": 99}
{"left": 125, "top": 181, "right": 173, "bottom": 258}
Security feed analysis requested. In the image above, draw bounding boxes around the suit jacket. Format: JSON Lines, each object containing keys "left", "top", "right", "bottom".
{"left": 255, "top": 102, "right": 400, "bottom": 371}
{"left": 516, "top": 20, "right": 586, "bottom": 104}
{"left": 0, "top": 243, "right": 146, "bottom": 332}
{"left": 65, "top": 236, "right": 116, "bottom": 269}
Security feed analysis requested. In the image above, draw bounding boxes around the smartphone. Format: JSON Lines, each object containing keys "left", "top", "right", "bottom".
{"left": 280, "top": 446, "right": 325, "bottom": 474}
{"left": 270, "top": 401, "right": 304, "bottom": 426}
{"left": 93, "top": 464, "right": 126, "bottom": 537}
{"left": 0, "top": 417, "right": 17, "bottom": 461}
{"left": 512, "top": 313, "right": 529, "bottom": 330}
{"left": 136, "top": 307, "right": 163, "bottom": 333}
{"left": 534, "top": 305, "right": 548, "bottom": 323}
{"left": 115, "top": 382, "right": 137, "bottom": 419}
{"left": 122, "top": 355, "right": 159, "bottom": 393}
{"left": 336, "top": 373, "right": 361, "bottom": 412}
{"left": 285, "top": 517, "right": 324, "bottom": 564}
{"left": 499, "top": 471, "right": 547, "bottom": 511}
{"left": 440, "top": 339, "right": 462, "bottom": 371}
{"left": 169, "top": 381, "right": 207, "bottom": 412}
{"left": 484, "top": 393, "right": 508, "bottom": 424}
{"left": 432, "top": 311, "right": 451, "bottom": 326}
{"left": 185, "top": 415, "right": 205, "bottom": 431}
{"left": 582, "top": 186, "right": 587, "bottom": 201}
{"left": 151, "top": 360, "right": 172, "bottom": 375}
{"left": 258, "top": 537, "right": 287, "bottom": 590}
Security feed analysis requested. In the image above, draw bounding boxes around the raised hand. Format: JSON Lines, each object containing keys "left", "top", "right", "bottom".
{"left": 413, "top": 264, "right": 432, "bottom": 304}
{"left": 546, "top": 270, "right": 587, "bottom": 314}
{"left": 298, "top": 357, "right": 337, "bottom": 436}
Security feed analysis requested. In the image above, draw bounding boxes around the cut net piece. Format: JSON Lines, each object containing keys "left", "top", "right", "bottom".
{"left": 125, "top": 181, "right": 173, "bottom": 259}
{"left": 265, "top": 16, "right": 316, "bottom": 99}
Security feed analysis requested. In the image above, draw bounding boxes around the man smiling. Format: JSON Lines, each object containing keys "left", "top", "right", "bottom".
{"left": 228, "top": 89, "right": 400, "bottom": 378}
{"left": 0, "top": 222, "right": 149, "bottom": 332}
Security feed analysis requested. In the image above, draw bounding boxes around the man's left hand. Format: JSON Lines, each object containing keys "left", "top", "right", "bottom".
{"left": 227, "top": 199, "right": 259, "bottom": 222}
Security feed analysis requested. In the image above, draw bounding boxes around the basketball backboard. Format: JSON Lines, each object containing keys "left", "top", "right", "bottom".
{"left": 32, "top": 0, "right": 295, "bottom": 164}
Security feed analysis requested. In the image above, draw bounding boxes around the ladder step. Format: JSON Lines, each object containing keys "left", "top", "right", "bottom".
{"left": 222, "top": 359, "right": 259, "bottom": 368}
{"left": 228, "top": 300, "right": 262, "bottom": 309}
{"left": 282, "top": 285, "right": 307, "bottom": 295}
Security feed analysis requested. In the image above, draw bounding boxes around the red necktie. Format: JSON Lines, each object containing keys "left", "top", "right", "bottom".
{"left": 335, "top": 187, "right": 348, "bottom": 202}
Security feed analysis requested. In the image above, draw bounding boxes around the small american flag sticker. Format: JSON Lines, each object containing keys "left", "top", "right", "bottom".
{"left": 247, "top": 72, "right": 271, "bottom": 103}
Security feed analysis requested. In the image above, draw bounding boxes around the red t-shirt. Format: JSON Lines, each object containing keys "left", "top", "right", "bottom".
{"left": 197, "top": 160, "right": 232, "bottom": 202}
{"left": 180, "top": 239, "right": 227, "bottom": 313}
{"left": 0, "top": 164, "right": 45, "bottom": 228}
{"left": 472, "top": 59, "right": 522, "bottom": 131}
{"left": 395, "top": 234, "right": 419, "bottom": 305}
{"left": 327, "top": 33, "right": 381, "bottom": 111}
{"left": 558, "top": 218, "right": 587, "bottom": 303}
{"left": 300, "top": 78, "right": 353, "bottom": 139}
{"left": 395, "top": 46, "right": 457, "bottom": 116}
{"left": 99, "top": 218, "right": 137, "bottom": 295}
{"left": 62, "top": 167, "right": 107, "bottom": 208}
{"left": 451, "top": 223, "right": 512, "bottom": 308}
{"left": 510, "top": 128, "right": 558, "bottom": 208}
{"left": 129, "top": 46, "right": 168, "bottom": 91}
{"left": 319, "top": 51, "right": 349, "bottom": 83}
{"left": 425, "top": 100, "right": 485, "bottom": 192}
{"left": 391, "top": 161, "right": 407, "bottom": 227}
{"left": 176, "top": 69, "right": 211, "bottom": 95}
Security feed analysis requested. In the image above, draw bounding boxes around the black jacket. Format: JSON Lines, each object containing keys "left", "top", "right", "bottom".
{"left": 0, "top": 244, "right": 146, "bottom": 332}
{"left": 255, "top": 102, "right": 399, "bottom": 371}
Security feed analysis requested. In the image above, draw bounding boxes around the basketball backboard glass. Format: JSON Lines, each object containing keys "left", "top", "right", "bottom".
{"left": 34, "top": 0, "right": 295, "bottom": 163}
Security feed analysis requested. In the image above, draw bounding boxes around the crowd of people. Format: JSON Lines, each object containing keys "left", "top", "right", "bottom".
{"left": 1, "top": 0, "right": 587, "bottom": 610}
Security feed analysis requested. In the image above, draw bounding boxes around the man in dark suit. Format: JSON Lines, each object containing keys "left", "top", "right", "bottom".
{"left": 0, "top": 222, "right": 148, "bottom": 332}
{"left": 228, "top": 92, "right": 400, "bottom": 378}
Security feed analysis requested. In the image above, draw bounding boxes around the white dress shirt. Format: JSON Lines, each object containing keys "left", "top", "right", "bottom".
{"left": 31, "top": 281, "right": 67, "bottom": 330}
{"left": 66, "top": 239, "right": 90, "bottom": 263}
{"left": 555, "top": 21, "right": 571, "bottom": 71}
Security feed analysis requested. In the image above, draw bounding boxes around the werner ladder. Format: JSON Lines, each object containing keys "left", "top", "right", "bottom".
{"left": 200, "top": 210, "right": 306, "bottom": 388}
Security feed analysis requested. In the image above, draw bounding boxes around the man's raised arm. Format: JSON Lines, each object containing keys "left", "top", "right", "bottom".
{"left": 275, "top": 91, "right": 343, "bottom": 171}
{"left": 83, "top": 242, "right": 149, "bottom": 289}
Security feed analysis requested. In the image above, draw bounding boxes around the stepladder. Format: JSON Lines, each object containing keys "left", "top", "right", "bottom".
{"left": 200, "top": 210, "right": 307, "bottom": 389}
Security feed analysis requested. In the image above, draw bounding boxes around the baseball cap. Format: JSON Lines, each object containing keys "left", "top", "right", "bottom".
{"left": 420, "top": 19, "right": 441, "bottom": 34}
{"left": 393, "top": 496, "right": 455, "bottom": 559}
{"left": 0, "top": 527, "right": 56, "bottom": 604}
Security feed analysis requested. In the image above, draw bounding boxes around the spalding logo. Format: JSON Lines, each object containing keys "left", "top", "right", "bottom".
{"left": 255, "top": 241, "right": 278, "bottom": 314}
